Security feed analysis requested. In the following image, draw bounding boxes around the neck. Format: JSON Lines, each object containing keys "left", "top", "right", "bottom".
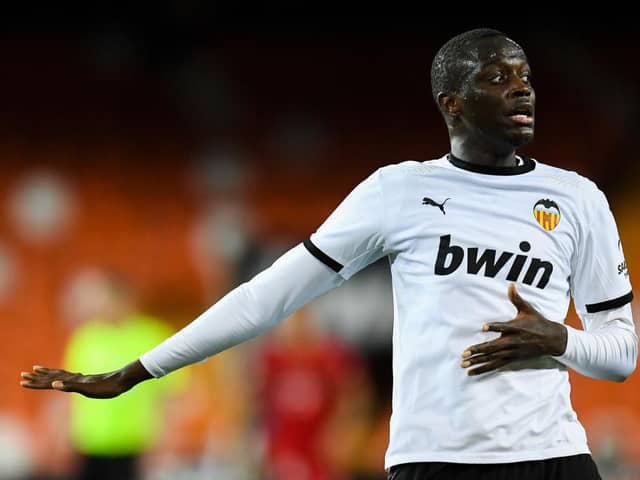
{"left": 450, "top": 136, "right": 518, "bottom": 167}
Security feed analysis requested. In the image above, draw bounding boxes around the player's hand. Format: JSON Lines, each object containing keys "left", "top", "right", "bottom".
{"left": 461, "top": 283, "right": 568, "bottom": 376}
{"left": 20, "top": 360, "right": 153, "bottom": 398}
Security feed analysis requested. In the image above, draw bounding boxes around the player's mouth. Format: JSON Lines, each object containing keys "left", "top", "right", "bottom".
{"left": 506, "top": 103, "right": 534, "bottom": 126}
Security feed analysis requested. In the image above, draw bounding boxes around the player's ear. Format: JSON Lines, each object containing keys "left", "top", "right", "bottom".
{"left": 437, "top": 92, "right": 461, "bottom": 119}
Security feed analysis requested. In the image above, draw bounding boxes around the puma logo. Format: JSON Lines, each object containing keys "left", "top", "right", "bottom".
{"left": 422, "top": 197, "right": 450, "bottom": 215}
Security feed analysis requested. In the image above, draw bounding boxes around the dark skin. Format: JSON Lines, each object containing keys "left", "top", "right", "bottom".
{"left": 21, "top": 34, "right": 567, "bottom": 397}
{"left": 21, "top": 360, "right": 152, "bottom": 398}
{"left": 436, "top": 35, "right": 567, "bottom": 375}
{"left": 462, "top": 283, "right": 567, "bottom": 376}
{"left": 439, "top": 35, "right": 536, "bottom": 167}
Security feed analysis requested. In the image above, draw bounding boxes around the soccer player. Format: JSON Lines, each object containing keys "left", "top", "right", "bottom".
{"left": 21, "top": 29, "right": 636, "bottom": 480}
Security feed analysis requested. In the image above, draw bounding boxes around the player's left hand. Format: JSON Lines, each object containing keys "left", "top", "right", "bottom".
{"left": 461, "top": 283, "right": 568, "bottom": 376}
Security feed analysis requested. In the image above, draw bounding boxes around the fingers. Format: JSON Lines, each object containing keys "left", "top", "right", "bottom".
{"left": 508, "top": 283, "right": 531, "bottom": 312}
{"left": 463, "top": 337, "right": 512, "bottom": 358}
{"left": 22, "top": 368, "right": 120, "bottom": 398}
{"left": 461, "top": 348, "right": 515, "bottom": 367}
{"left": 482, "top": 322, "right": 519, "bottom": 334}
{"left": 461, "top": 338, "right": 517, "bottom": 376}
{"left": 466, "top": 358, "right": 511, "bottom": 376}
{"left": 20, "top": 375, "right": 74, "bottom": 392}
{"left": 20, "top": 371, "right": 56, "bottom": 390}
{"left": 19, "top": 365, "right": 75, "bottom": 391}
{"left": 33, "top": 366, "right": 69, "bottom": 375}
{"left": 33, "top": 366, "right": 53, "bottom": 374}
{"left": 20, "top": 381, "right": 54, "bottom": 390}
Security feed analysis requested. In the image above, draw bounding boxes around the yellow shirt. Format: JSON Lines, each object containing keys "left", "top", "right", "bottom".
{"left": 64, "top": 314, "right": 185, "bottom": 455}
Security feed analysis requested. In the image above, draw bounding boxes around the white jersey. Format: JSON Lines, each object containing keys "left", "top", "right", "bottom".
{"left": 306, "top": 154, "right": 634, "bottom": 467}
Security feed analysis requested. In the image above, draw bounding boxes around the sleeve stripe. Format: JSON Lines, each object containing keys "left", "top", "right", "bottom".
{"left": 585, "top": 291, "right": 634, "bottom": 313}
{"left": 303, "top": 239, "right": 343, "bottom": 273}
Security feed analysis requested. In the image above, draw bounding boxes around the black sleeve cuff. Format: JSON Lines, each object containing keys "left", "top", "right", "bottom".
{"left": 303, "top": 239, "right": 343, "bottom": 273}
{"left": 585, "top": 291, "right": 634, "bottom": 313}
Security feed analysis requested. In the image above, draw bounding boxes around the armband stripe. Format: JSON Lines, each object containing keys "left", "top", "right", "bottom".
{"left": 303, "top": 239, "right": 343, "bottom": 273}
{"left": 586, "top": 291, "right": 634, "bottom": 313}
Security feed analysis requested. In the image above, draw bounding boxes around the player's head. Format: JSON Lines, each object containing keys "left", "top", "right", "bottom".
{"left": 431, "top": 28, "right": 535, "bottom": 149}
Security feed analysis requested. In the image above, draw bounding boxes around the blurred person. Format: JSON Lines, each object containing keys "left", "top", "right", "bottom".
{"left": 0, "top": 413, "right": 35, "bottom": 480}
{"left": 252, "top": 307, "right": 370, "bottom": 480}
{"left": 142, "top": 349, "right": 256, "bottom": 480}
{"left": 58, "top": 268, "right": 185, "bottom": 480}
{"left": 21, "top": 29, "right": 637, "bottom": 480}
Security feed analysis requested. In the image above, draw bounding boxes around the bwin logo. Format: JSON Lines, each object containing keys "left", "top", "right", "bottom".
{"left": 434, "top": 235, "right": 553, "bottom": 289}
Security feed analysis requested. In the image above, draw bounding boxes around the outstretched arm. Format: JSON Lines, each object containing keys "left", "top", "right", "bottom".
{"left": 22, "top": 168, "right": 388, "bottom": 397}
{"left": 21, "top": 243, "right": 343, "bottom": 397}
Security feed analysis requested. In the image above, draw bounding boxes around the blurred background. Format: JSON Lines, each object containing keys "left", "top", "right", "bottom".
{"left": 1, "top": 9, "right": 639, "bottom": 480}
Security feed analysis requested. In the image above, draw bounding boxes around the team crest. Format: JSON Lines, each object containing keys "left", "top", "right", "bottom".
{"left": 533, "top": 199, "right": 561, "bottom": 231}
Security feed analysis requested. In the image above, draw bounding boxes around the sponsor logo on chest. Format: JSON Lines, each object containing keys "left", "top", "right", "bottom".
{"left": 434, "top": 235, "right": 553, "bottom": 289}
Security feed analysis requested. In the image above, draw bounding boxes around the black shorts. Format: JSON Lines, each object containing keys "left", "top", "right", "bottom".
{"left": 388, "top": 454, "right": 601, "bottom": 480}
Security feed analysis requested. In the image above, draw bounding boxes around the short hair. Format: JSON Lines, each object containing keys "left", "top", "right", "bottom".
{"left": 430, "top": 28, "right": 510, "bottom": 103}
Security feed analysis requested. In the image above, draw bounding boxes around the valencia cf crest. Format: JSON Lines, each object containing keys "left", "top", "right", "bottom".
{"left": 533, "top": 199, "right": 561, "bottom": 231}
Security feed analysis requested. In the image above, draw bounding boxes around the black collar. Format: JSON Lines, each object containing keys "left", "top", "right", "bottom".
{"left": 448, "top": 153, "right": 536, "bottom": 176}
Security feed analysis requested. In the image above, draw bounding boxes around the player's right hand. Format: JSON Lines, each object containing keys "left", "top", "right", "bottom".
{"left": 20, "top": 361, "right": 151, "bottom": 399}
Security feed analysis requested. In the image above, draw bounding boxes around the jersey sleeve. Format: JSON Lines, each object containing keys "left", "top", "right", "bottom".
{"left": 571, "top": 186, "right": 633, "bottom": 317}
{"left": 305, "top": 169, "right": 387, "bottom": 279}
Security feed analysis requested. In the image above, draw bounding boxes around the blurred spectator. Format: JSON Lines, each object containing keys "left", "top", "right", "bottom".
{"left": 8, "top": 170, "right": 75, "bottom": 245}
{"left": 61, "top": 268, "right": 185, "bottom": 480}
{"left": 143, "top": 348, "right": 257, "bottom": 480}
{"left": 252, "top": 307, "right": 372, "bottom": 480}
{"left": 0, "top": 413, "right": 35, "bottom": 480}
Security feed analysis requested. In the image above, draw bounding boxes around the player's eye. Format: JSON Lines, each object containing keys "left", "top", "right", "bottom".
{"left": 521, "top": 72, "right": 531, "bottom": 84}
{"left": 489, "top": 73, "right": 506, "bottom": 84}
